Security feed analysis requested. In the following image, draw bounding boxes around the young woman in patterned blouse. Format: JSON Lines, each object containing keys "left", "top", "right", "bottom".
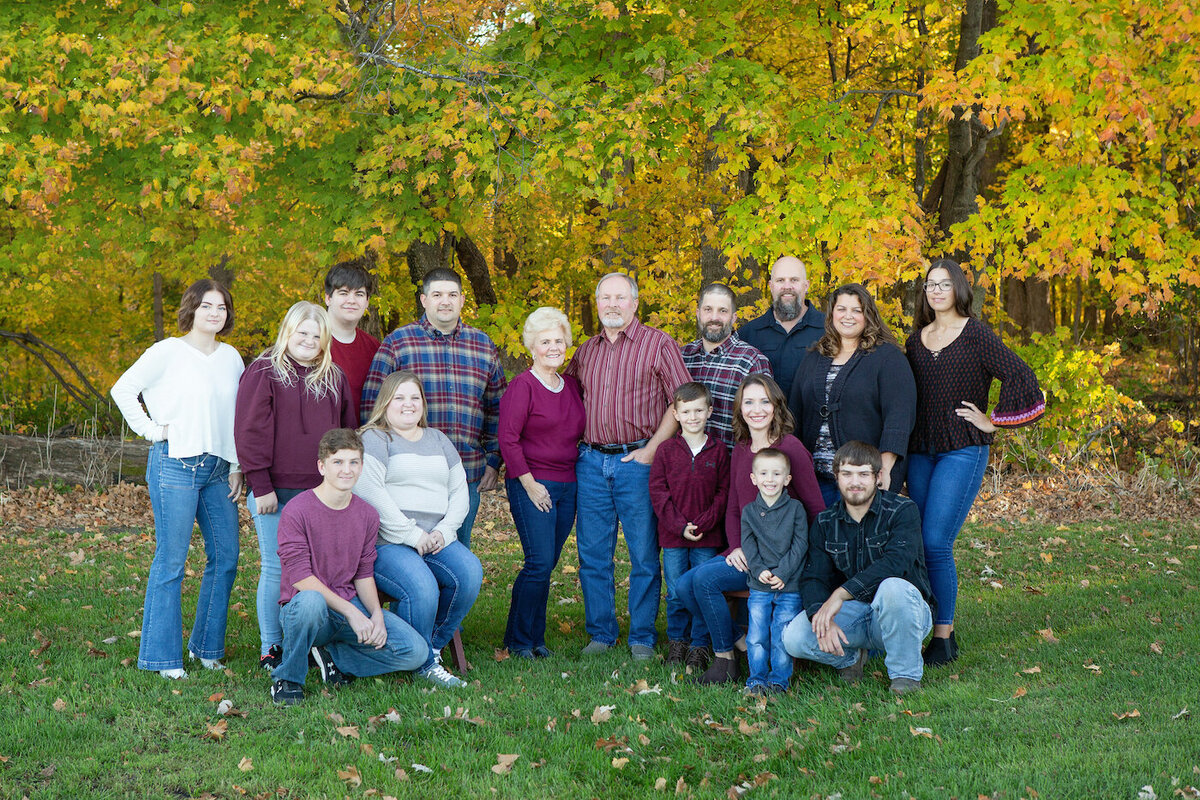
{"left": 906, "top": 259, "right": 1045, "bottom": 667}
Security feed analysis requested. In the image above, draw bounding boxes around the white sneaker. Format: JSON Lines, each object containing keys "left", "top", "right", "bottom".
{"left": 189, "top": 652, "right": 225, "bottom": 670}
{"left": 159, "top": 668, "right": 188, "bottom": 680}
{"left": 417, "top": 661, "right": 466, "bottom": 689}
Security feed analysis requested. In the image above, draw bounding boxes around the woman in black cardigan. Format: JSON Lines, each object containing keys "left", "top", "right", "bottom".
{"left": 787, "top": 283, "right": 916, "bottom": 506}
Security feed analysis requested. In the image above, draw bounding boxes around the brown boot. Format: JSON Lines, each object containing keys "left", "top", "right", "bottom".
{"left": 695, "top": 655, "right": 739, "bottom": 685}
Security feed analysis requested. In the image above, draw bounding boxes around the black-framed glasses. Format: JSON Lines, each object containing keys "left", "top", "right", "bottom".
{"left": 924, "top": 280, "right": 953, "bottom": 293}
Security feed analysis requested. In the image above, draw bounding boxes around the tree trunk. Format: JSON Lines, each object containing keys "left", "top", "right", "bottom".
{"left": 1004, "top": 277, "right": 1053, "bottom": 340}
{"left": 152, "top": 272, "right": 165, "bottom": 342}
{"left": 406, "top": 238, "right": 450, "bottom": 313}
{"left": 452, "top": 234, "right": 498, "bottom": 306}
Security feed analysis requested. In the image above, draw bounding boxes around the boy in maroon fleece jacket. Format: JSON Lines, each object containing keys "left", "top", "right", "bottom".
{"left": 649, "top": 382, "right": 730, "bottom": 668}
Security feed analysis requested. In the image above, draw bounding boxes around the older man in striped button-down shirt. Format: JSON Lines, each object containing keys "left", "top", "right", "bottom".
{"left": 565, "top": 272, "right": 693, "bottom": 661}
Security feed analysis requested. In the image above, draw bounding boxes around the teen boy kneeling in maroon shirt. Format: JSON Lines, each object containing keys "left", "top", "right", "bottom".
{"left": 270, "top": 428, "right": 427, "bottom": 705}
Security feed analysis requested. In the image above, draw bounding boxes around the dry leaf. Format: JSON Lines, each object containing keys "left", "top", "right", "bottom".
{"left": 1149, "top": 641, "right": 1164, "bottom": 655}
{"left": 1013, "top": 687, "right": 1028, "bottom": 699}
{"left": 237, "top": 757, "right": 253, "bottom": 772}
{"left": 1083, "top": 663, "right": 1102, "bottom": 673}
{"left": 335, "top": 725, "right": 360, "bottom": 739}
{"left": 1021, "top": 666, "right": 1042, "bottom": 674}
{"left": 591, "top": 705, "right": 616, "bottom": 724}
{"left": 1037, "top": 627, "right": 1060, "bottom": 644}
{"left": 1112, "top": 709, "right": 1141, "bottom": 720}
{"left": 208, "top": 692, "right": 224, "bottom": 702}
{"left": 655, "top": 777, "right": 668, "bottom": 791}
{"left": 909, "top": 726, "right": 934, "bottom": 738}
{"left": 638, "top": 733, "right": 650, "bottom": 746}
{"left": 51, "top": 698, "right": 67, "bottom": 712}
{"left": 337, "top": 766, "right": 362, "bottom": 786}
{"left": 216, "top": 699, "right": 234, "bottom": 715}
{"left": 493, "top": 648, "right": 511, "bottom": 662}
{"left": 676, "top": 777, "right": 688, "bottom": 794}
{"left": 612, "top": 757, "right": 629, "bottom": 769}
{"left": 1172, "top": 707, "right": 1190, "bottom": 720}
{"left": 327, "top": 712, "right": 346, "bottom": 725}
{"left": 202, "top": 720, "right": 228, "bottom": 741}
{"left": 491, "top": 753, "right": 520, "bottom": 775}
{"left": 412, "top": 763, "right": 433, "bottom": 773}
{"left": 563, "top": 564, "right": 577, "bottom": 573}
{"left": 738, "top": 720, "right": 764, "bottom": 735}
{"left": 395, "top": 768, "right": 409, "bottom": 781}
{"left": 558, "top": 621, "right": 573, "bottom": 634}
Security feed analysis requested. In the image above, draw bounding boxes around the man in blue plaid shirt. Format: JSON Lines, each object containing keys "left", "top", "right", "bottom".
{"left": 360, "top": 268, "right": 507, "bottom": 548}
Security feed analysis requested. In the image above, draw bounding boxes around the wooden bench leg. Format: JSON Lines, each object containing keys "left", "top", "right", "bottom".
{"left": 446, "top": 630, "right": 467, "bottom": 673}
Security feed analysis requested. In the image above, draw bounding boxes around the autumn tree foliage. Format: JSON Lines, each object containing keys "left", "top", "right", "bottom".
{"left": 1, "top": 0, "right": 1198, "bottom": 447}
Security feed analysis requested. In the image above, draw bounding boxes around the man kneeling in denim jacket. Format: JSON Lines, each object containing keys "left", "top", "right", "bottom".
{"left": 782, "top": 441, "right": 935, "bottom": 694}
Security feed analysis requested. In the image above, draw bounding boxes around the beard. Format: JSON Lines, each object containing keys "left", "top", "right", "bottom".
{"left": 601, "top": 314, "right": 627, "bottom": 329}
{"left": 773, "top": 293, "right": 802, "bottom": 322}
{"left": 700, "top": 320, "right": 732, "bottom": 344}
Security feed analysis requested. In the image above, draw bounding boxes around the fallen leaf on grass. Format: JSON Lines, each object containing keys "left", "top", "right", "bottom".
{"left": 1013, "top": 687, "right": 1028, "bottom": 699}
{"left": 335, "top": 725, "right": 360, "bottom": 739}
{"left": 51, "top": 698, "right": 67, "bottom": 712}
{"left": 338, "top": 766, "right": 362, "bottom": 786}
{"left": 1083, "top": 663, "right": 1102, "bottom": 674}
{"left": 655, "top": 777, "right": 668, "bottom": 790}
{"left": 1021, "top": 666, "right": 1042, "bottom": 674}
{"left": 394, "top": 768, "right": 409, "bottom": 781}
{"left": 676, "top": 777, "right": 688, "bottom": 794}
{"left": 208, "top": 692, "right": 224, "bottom": 703}
{"left": 562, "top": 564, "right": 577, "bottom": 574}
{"left": 595, "top": 736, "right": 630, "bottom": 752}
{"left": 558, "top": 621, "right": 573, "bottom": 634}
{"left": 1037, "top": 627, "right": 1060, "bottom": 644}
{"left": 412, "top": 763, "right": 433, "bottom": 773}
{"left": 592, "top": 705, "right": 616, "bottom": 724}
{"left": 1172, "top": 707, "right": 1190, "bottom": 720}
{"left": 1137, "top": 786, "right": 1157, "bottom": 800}
{"left": 1149, "top": 641, "right": 1164, "bottom": 655}
{"left": 611, "top": 757, "right": 629, "bottom": 769}
{"left": 1113, "top": 709, "right": 1141, "bottom": 720}
{"left": 738, "top": 719, "right": 764, "bottom": 735}
{"left": 1039, "top": 552, "right": 1053, "bottom": 564}
{"left": 126, "top": 630, "right": 141, "bottom": 638}
{"left": 102, "top": 636, "right": 119, "bottom": 645}
{"left": 491, "top": 754, "right": 520, "bottom": 774}
{"left": 909, "top": 726, "right": 933, "bottom": 738}
{"left": 493, "top": 648, "right": 510, "bottom": 662}
{"left": 902, "top": 709, "right": 930, "bottom": 718}
{"left": 368, "top": 708, "right": 402, "bottom": 729}
{"left": 638, "top": 733, "right": 650, "bottom": 746}
{"left": 327, "top": 712, "right": 346, "bottom": 725}
{"left": 202, "top": 720, "right": 228, "bottom": 741}
{"left": 378, "top": 753, "right": 397, "bottom": 764}
{"left": 237, "top": 757, "right": 252, "bottom": 772}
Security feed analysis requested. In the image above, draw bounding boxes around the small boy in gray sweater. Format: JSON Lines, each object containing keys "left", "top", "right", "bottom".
{"left": 741, "top": 448, "right": 809, "bottom": 694}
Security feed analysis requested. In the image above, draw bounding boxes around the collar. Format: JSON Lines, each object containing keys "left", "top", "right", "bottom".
{"left": 418, "top": 315, "right": 462, "bottom": 340}
{"left": 599, "top": 317, "right": 643, "bottom": 345}
{"left": 832, "top": 489, "right": 883, "bottom": 523}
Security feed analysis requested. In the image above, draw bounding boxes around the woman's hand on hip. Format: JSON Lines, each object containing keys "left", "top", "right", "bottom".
{"left": 957, "top": 401, "right": 997, "bottom": 433}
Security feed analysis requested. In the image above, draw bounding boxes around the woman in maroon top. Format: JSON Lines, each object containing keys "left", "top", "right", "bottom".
{"left": 906, "top": 258, "right": 1045, "bottom": 666}
{"left": 499, "top": 307, "right": 586, "bottom": 659}
{"left": 681, "top": 374, "right": 824, "bottom": 684}
{"left": 235, "top": 302, "right": 357, "bottom": 669}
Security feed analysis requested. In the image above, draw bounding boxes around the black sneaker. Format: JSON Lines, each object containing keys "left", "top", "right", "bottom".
{"left": 666, "top": 640, "right": 689, "bottom": 665}
{"left": 532, "top": 645, "right": 554, "bottom": 659}
{"left": 270, "top": 679, "right": 304, "bottom": 705}
{"left": 684, "top": 646, "right": 711, "bottom": 674}
{"left": 259, "top": 644, "right": 282, "bottom": 671}
{"left": 310, "top": 646, "right": 354, "bottom": 687}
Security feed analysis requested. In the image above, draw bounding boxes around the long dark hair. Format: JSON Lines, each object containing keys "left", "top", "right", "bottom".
{"left": 731, "top": 374, "right": 794, "bottom": 445}
{"left": 914, "top": 258, "right": 974, "bottom": 329}
{"left": 815, "top": 283, "right": 898, "bottom": 357}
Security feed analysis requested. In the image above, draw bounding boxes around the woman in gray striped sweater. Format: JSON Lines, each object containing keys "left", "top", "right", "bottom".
{"left": 354, "top": 370, "right": 482, "bottom": 688}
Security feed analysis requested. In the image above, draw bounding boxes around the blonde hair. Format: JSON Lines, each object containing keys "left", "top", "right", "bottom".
{"left": 362, "top": 370, "right": 428, "bottom": 432}
{"left": 262, "top": 301, "right": 341, "bottom": 399}
{"left": 522, "top": 307, "right": 573, "bottom": 351}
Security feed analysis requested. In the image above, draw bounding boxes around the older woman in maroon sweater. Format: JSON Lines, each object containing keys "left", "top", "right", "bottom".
{"left": 499, "top": 307, "right": 586, "bottom": 659}
{"left": 678, "top": 374, "right": 824, "bottom": 684}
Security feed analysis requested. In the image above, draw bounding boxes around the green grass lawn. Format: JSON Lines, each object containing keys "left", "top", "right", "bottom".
{"left": 1, "top": 498, "right": 1197, "bottom": 799}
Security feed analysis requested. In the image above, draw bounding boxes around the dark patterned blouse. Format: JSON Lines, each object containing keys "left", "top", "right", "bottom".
{"left": 905, "top": 318, "right": 1045, "bottom": 455}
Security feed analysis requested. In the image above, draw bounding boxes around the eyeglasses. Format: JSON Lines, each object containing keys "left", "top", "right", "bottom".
{"left": 924, "top": 280, "right": 953, "bottom": 293}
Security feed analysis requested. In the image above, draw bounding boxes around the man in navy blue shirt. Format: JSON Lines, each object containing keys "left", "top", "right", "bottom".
{"left": 737, "top": 256, "right": 825, "bottom": 400}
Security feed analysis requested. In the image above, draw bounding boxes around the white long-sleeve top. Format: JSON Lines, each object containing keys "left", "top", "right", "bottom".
{"left": 110, "top": 337, "right": 244, "bottom": 466}
{"left": 353, "top": 426, "right": 469, "bottom": 547}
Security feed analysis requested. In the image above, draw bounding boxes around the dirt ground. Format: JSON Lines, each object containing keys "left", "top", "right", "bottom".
{"left": 1, "top": 467, "right": 1195, "bottom": 535}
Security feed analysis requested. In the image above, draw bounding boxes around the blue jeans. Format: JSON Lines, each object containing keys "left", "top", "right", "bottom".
{"left": 574, "top": 446, "right": 661, "bottom": 648}
{"left": 504, "top": 478, "right": 576, "bottom": 651}
{"left": 138, "top": 442, "right": 239, "bottom": 671}
{"left": 782, "top": 578, "right": 933, "bottom": 680}
{"left": 373, "top": 540, "right": 481, "bottom": 665}
{"left": 459, "top": 480, "right": 482, "bottom": 550}
{"left": 746, "top": 590, "right": 801, "bottom": 687}
{"left": 816, "top": 474, "right": 840, "bottom": 508}
{"left": 662, "top": 546, "right": 720, "bottom": 643}
{"left": 248, "top": 487, "right": 305, "bottom": 655}
{"left": 273, "top": 591, "right": 426, "bottom": 685}
{"left": 676, "top": 555, "right": 747, "bottom": 651}
{"left": 906, "top": 446, "right": 989, "bottom": 625}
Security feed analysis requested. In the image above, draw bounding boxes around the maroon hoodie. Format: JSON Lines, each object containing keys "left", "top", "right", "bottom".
{"left": 234, "top": 357, "right": 356, "bottom": 497}
{"left": 648, "top": 434, "right": 730, "bottom": 549}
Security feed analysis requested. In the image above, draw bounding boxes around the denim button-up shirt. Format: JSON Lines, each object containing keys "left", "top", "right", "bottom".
{"left": 800, "top": 489, "right": 935, "bottom": 619}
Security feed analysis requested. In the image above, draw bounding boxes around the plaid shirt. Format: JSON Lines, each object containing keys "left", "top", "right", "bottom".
{"left": 681, "top": 335, "right": 773, "bottom": 449}
{"left": 360, "top": 316, "right": 507, "bottom": 483}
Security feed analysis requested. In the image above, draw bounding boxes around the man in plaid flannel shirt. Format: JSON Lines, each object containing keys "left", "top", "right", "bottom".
{"left": 360, "top": 268, "right": 507, "bottom": 548}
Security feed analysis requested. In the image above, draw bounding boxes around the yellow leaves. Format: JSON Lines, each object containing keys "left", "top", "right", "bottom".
{"left": 337, "top": 765, "right": 362, "bottom": 787}
{"left": 202, "top": 719, "right": 228, "bottom": 741}
{"left": 1012, "top": 687, "right": 1028, "bottom": 699}
{"left": 611, "top": 757, "right": 629, "bottom": 769}
{"left": 594, "top": 1, "right": 620, "bottom": 20}
{"left": 237, "top": 756, "right": 253, "bottom": 772}
{"left": 1113, "top": 709, "right": 1141, "bottom": 721}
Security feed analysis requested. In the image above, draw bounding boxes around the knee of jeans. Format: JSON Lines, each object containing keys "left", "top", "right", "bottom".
{"left": 283, "top": 591, "right": 327, "bottom": 623}
{"left": 874, "top": 578, "right": 917, "bottom": 608}
{"left": 781, "top": 613, "right": 813, "bottom": 655}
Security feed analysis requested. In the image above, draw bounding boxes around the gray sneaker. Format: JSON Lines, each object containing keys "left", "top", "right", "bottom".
{"left": 630, "top": 644, "right": 656, "bottom": 661}
{"left": 889, "top": 677, "right": 921, "bottom": 695}
{"left": 581, "top": 639, "right": 613, "bottom": 656}
{"left": 417, "top": 662, "right": 466, "bottom": 689}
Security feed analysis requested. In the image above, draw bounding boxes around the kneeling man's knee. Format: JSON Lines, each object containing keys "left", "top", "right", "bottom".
{"left": 782, "top": 612, "right": 815, "bottom": 657}
{"left": 874, "top": 577, "right": 920, "bottom": 608}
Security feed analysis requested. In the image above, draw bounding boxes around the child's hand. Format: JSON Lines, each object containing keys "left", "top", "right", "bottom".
{"left": 682, "top": 523, "right": 702, "bottom": 541}
{"left": 759, "top": 569, "right": 784, "bottom": 589}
